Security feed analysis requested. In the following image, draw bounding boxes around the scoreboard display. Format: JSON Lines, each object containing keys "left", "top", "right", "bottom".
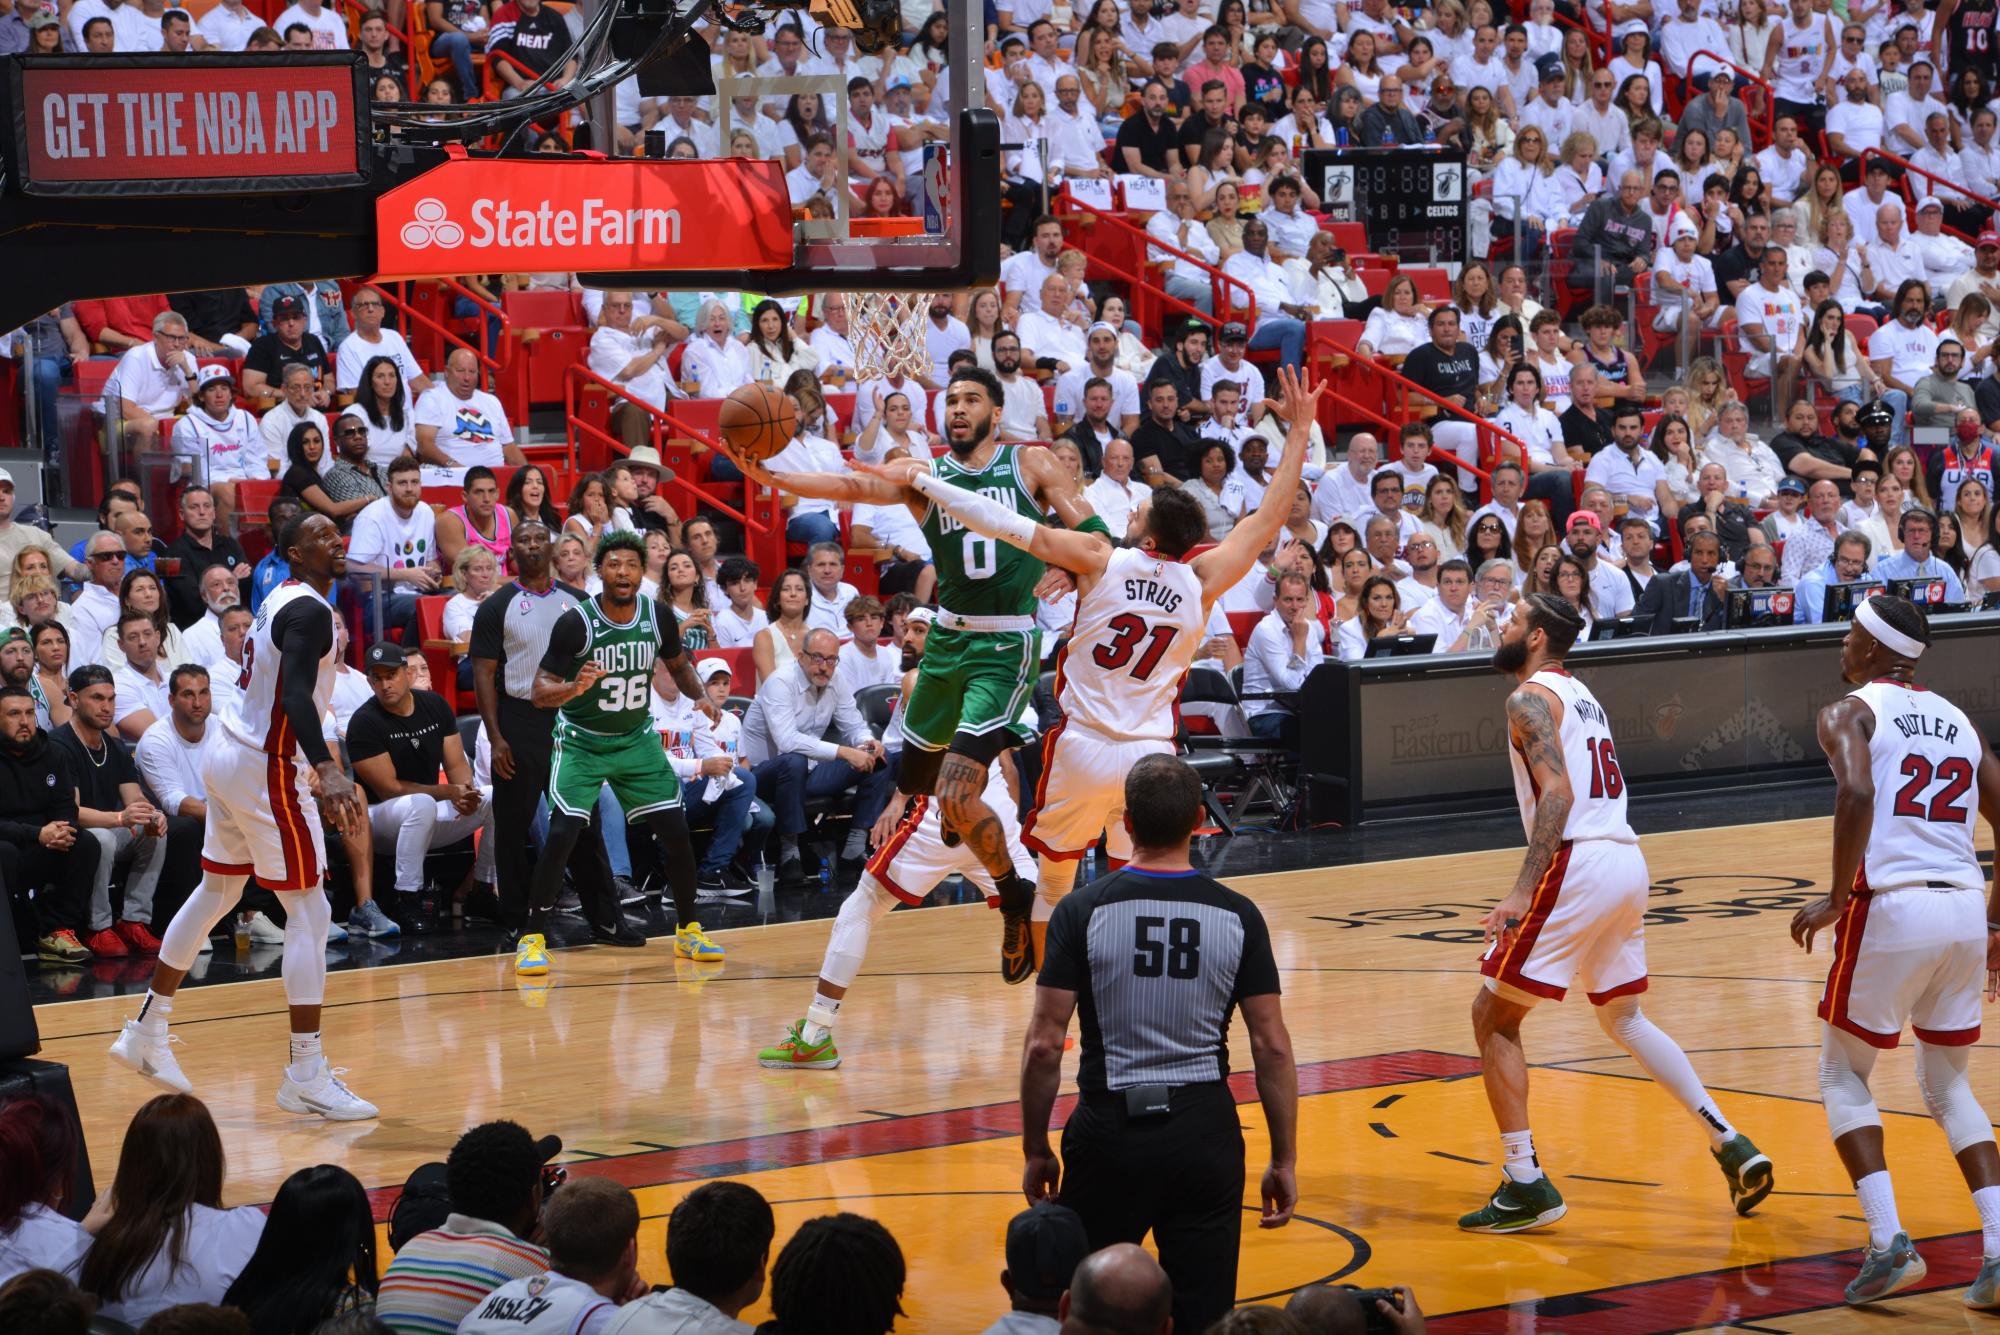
{"left": 1300, "top": 146, "right": 1467, "bottom": 262}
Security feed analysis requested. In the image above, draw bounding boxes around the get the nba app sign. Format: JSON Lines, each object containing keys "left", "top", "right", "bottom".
{"left": 374, "top": 156, "right": 796, "bottom": 279}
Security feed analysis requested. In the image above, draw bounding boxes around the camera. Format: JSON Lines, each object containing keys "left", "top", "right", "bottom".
{"left": 1342, "top": 1287, "right": 1403, "bottom": 1333}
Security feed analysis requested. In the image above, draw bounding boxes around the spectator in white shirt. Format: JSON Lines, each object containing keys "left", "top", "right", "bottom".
{"left": 1907, "top": 194, "right": 1975, "bottom": 290}
{"left": 807, "top": 294, "right": 857, "bottom": 377}
{"left": 1585, "top": 404, "right": 1667, "bottom": 532}
{"left": 588, "top": 291, "right": 681, "bottom": 450}
{"left": 258, "top": 363, "right": 329, "bottom": 477}
{"left": 1147, "top": 180, "right": 1223, "bottom": 314}
{"left": 1659, "top": 0, "right": 1733, "bottom": 79}
{"left": 1017, "top": 275, "right": 1089, "bottom": 373}
{"left": 1563, "top": 511, "right": 1637, "bottom": 619}
{"left": 1702, "top": 400, "right": 1789, "bottom": 504}
{"left": 741, "top": 629, "right": 893, "bottom": 885}
{"left": 1218, "top": 219, "right": 1311, "bottom": 371}
{"left": 1884, "top": 58, "right": 1946, "bottom": 152}
{"left": 683, "top": 298, "right": 755, "bottom": 399}
{"left": 710, "top": 557, "right": 771, "bottom": 650}
{"left": 1199, "top": 328, "right": 1267, "bottom": 422}
{"left": 803, "top": 542, "right": 859, "bottom": 642}
{"left": 833, "top": 595, "right": 901, "bottom": 704}
{"left": 1241, "top": 570, "right": 1324, "bottom": 750}
{"left": 413, "top": 349, "right": 524, "bottom": 468}
{"left": 1313, "top": 433, "right": 1381, "bottom": 525}
{"left": 70, "top": 532, "right": 127, "bottom": 670}
{"left": 1754, "top": 114, "right": 1813, "bottom": 201}
{"left": 103, "top": 310, "right": 197, "bottom": 448}
{"left": 1085, "top": 439, "right": 1148, "bottom": 540}
{"left": 1826, "top": 68, "right": 1887, "bottom": 167}
{"left": 0, "top": 1096, "right": 90, "bottom": 1285}
{"left": 1408, "top": 558, "right": 1485, "bottom": 650}
{"left": 346, "top": 457, "right": 439, "bottom": 644}
{"left": 1733, "top": 246, "right": 1804, "bottom": 408}
{"left": 992, "top": 332, "right": 1052, "bottom": 442}
{"left": 1256, "top": 175, "right": 1319, "bottom": 261}
{"left": 1867, "top": 278, "right": 1941, "bottom": 447}
{"left": 334, "top": 287, "right": 431, "bottom": 399}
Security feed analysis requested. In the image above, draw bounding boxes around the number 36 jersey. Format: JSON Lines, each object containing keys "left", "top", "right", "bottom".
{"left": 1848, "top": 680, "right": 1985, "bottom": 892}
{"left": 1508, "top": 669, "right": 1637, "bottom": 845}
{"left": 1057, "top": 547, "right": 1206, "bottom": 743}
{"left": 541, "top": 595, "right": 682, "bottom": 735}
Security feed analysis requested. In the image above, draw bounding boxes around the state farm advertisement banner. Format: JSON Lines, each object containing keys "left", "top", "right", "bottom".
{"left": 9, "top": 55, "right": 367, "bottom": 196}
{"left": 373, "top": 156, "right": 795, "bottom": 278}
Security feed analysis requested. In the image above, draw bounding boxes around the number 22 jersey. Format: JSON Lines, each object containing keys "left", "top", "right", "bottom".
{"left": 1847, "top": 679, "right": 1985, "bottom": 892}
{"left": 1057, "top": 547, "right": 1207, "bottom": 742}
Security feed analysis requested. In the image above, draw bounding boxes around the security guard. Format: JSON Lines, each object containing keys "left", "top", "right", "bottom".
{"left": 1019, "top": 754, "right": 1299, "bottom": 1335}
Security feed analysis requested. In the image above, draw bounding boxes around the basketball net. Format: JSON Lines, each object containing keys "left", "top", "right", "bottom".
{"left": 840, "top": 291, "right": 938, "bottom": 382}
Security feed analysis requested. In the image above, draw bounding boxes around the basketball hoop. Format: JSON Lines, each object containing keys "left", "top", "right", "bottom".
{"left": 840, "top": 291, "right": 938, "bottom": 382}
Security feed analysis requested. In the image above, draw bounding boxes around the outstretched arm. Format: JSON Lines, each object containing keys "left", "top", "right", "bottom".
{"left": 1194, "top": 367, "right": 1324, "bottom": 600}
{"left": 726, "top": 447, "right": 909, "bottom": 505}
{"left": 852, "top": 457, "right": 1113, "bottom": 578}
{"left": 1482, "top": 683, "right": 1568, "bottom": 949}
{"left": 1020, "top": 442, "right": 1108, "bottom": 536}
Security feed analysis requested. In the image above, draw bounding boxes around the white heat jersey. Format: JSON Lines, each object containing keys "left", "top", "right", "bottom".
{"left": 1057, "top": 547, "right": 1207, "bottom": 742}
{"left": 1509, "top": 669, "right": 1637, "bottom": 844}
{"left": 219, "top": 580, "right": 341, "bottom": 756}
{"left": 1847, "top": 679, "right": 1986, "bottom": 891}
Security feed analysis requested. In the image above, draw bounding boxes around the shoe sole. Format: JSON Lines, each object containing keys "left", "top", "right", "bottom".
{"left": 1731, "top": 1155, "right": 1774, "bottom": 1215}
{"left": 107, "top": 1039, "right": 192, "bottom": 1094}
{"left": 515, "top": 959, "right": 551, "bottom": 975}
{"left": 39, "top": 953, "right": 90, "bottom": 965}
{"left": 1459, "top": 1202, "right": 1568, "bottom": 1234}
{"left": 1968, "top": 1286, "right": 2000, "bottom": 1312}
{"left": 758, "top": 1055, "right": 841, "bottom": 1070}
{"left": 275, "top": 1089, "right": 379, "bottom": 1121}
{"left": 676, "top": 945, "right": 726, "bottom": 960}
{"left": 1846, "top": 1256, "right": 1928, "bottom": 1306}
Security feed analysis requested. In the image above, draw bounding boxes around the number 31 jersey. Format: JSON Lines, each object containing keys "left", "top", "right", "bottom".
{"left": 1509, "top": 669, "right": 1637, "bottom": 845}
{"left": 1848, "top": 679, "right": 1985, "bottom": 892}
{"left": 1057, "top": 547, "right": 1206, "bottom": 743}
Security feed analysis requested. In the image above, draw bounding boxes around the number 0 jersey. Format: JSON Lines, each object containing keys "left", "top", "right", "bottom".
{"left": 1847, "top": 679, "right": 1985, "bottom": 892}
{"left": 1056, "top": 546, "right": 1207, "bottom": 742}
{"left": 919, "top": 444, "right": 1046, "bottom": 619}
{"left": 219, "top": 580, "right": 340, "bottom": 756}
{"left": 540, "top": 595, "right": 682, "bottom": 735}
{"left": 1508, "top": 669, "right": 1636, "bottom": 844}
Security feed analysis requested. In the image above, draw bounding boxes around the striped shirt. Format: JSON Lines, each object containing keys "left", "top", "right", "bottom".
{"left": 376, "top": 1213, "right": 550, "bottom": 1335}
{"left": 1039, "top": 868, "right": 1280, "bottom": 1093}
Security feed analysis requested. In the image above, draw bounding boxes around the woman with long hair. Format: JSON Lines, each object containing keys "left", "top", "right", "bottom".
{"left": 1798, "top": 163, "right": 1847, "bottom": 244}
{"left": 1003, "top": 79, "right": 1050, "bottom": 188}
{"left": 1095, "top": 293, "right": 1156, "bottom": 377}
{"left": 1948, "top": 63, "right": 1992, "bottom": 141}
{"left": 1609, "top": 30, "right": 1661, "bottom": 111}
{"left": 1551, "top": 552, "right": 1596, "bottom": 632}
{"left": 1206, "top": 180, "right": 1247, "bottom": 261}
{"left": 1801, "top": 297, "right": 1883, "bottom": 403}
{"left": 665, "top": 548, "right": 714, "bottom": 652}
{"left": 286, "top": 420, "right": 377, "bottom": 530}
{"left": 1462, "top": 85, "right": 1512, "bottom": 178}
{"left": 1813, "top": 210, "right": 1880, "bottom": 319}
{"left": 1521, "top": 541, "right": 1563, "bottom": 596}
{"left": 104, "top": 567, "right": 190, "bottom": 671}
{"left": 1241, "top": 30, "right": 1288, "bottom": 118}
{"left": 1336, "top": 574, "right": 1409, "bottom": 659}
{"left": 1478, "top": 314, "right": 1525, "bottom": 393}
{"left": 1078, "top": 6, "right": 1131, "bottom": 127}
{"left": 1614, "top": 72, "right": 1656, "bottom": 131}
{"left": 1297, "top": 35, "right": 1333, "bottom": 104}
{"left": 1357, "top": 275, "right": 1430, "bottom": 358}
{"left": 746, "top": 299, "right": 818, "bottom": 386}
{"left": 1336, "top": 30, "right": 1383, "bottom": 101}
{"left": 858, "top": 175, "right": 909, "bottom": 219}
{"left": 1731, "top": 0, "right": 1779, "bottom": 76}
{"left": 1187, "top": 130, "right": 1240, "bottom": 212}
{"left": 1559, "top": 24, "right": 1594, "bottom": 102}
{"left": 753, "top": 568, "right": 812, "bottom": 681}
{"left": 353, "top": 354, "right": 414, "bottom": 465}
{"left": 505, "top": 464, "right": 562, "bottom": 531}
{"left": 1418, "top": 475, "right": 1470, "bottom": 559}
{"left": 0, "top": 1095, "right": 87, "bottom": 1284}
{"left": 913, "top": 11, "right": 949, "bottom": 68}
{"left": 1489, "top": 126, "right": 1561, "bottom": 260}
{"left": 80, "top": 1093, "right": 265, "bottom": 1326}
{"left": 563, "top": 473, "right": 617, "bottom": 546}
{"left": 966, "top": 287, "right": 1005, "bottom": 371}
{"left": 1325, "top": 85, "right": 1364, "bottom": 144}
{"left": 1280, "top": 484, "right": 1325, "bottom": 554}
{"left": 1882, "top": 443, "right": 1936, "bottom": 512}
{"left": 1648, "top": 412, "right": 1700, "bottom": 517}
{"left": 1954, "top": 474, "right": 1994, "bottom": 552}
{"left": 779, "top": 93, "right": 832, "bottom": 171}
{"left": 1512, "top": 498, "right": 1557, "bottom": 571}
{"left": 1951, "top": 295, "right": 1997, "bottom": 376}
{"left": 1465, "top": 512, "right": 1510, "bottom": 570}
{"left": 1728, "top": 163, "right": 1766, "bottom": 221}
{"left": 30, "top": 622, "right": 70, "bottom": 731}
{"left": 1682, "top": 357, "right": 1729, "bottom": 444}
{"left": 1452, "top": 261, "right": 1501, "bottom": 359}
{"left": 1672, "top": 125, "right": 1712, "bottom": 190}
{"left": 220, "top": 1164, "right": 376, "bottom": 1335}
{"left": 1332, "top": 546, "right": 1374, "bottom": 623}
{"left": 1936, "top": 511, "right": 1971, "bottom": 581}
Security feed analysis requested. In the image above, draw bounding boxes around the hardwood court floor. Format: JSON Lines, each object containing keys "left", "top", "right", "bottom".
{"left": 32, "top": 814, "right": 2000, "bottom": 1332}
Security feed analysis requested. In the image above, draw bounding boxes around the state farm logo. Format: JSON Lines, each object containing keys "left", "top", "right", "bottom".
{"left": 401, "top": 198, "right": 464, "bottom": 250}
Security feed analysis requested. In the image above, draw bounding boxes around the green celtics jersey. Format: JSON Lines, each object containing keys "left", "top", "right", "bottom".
{"left": 539, "top": 595, "right": 681, "bottom": 735}
{"left": 919, "top": 444, "right": 1045, "bottom": 617}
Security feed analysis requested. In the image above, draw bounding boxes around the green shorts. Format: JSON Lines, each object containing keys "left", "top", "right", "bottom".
{"left": 549, "top": 721, "right": 681, "bottom": 820}
{"left": 900, "top": 624, "right": 1041, "bottom": 754}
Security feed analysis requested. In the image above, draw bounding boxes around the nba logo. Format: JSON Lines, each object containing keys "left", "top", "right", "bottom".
{"left": 1325, "top": 167, "right": 1354, "bottom": 205}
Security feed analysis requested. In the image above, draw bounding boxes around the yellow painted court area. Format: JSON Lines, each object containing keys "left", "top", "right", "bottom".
{"left": 31, "top": 815, "right": 2000, "bottom": 1331}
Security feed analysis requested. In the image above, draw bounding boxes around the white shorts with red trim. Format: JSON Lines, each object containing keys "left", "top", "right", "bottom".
{"left": 199, "top": 738, "right": 326, "bottom": 892}
{"left": 1480, "top": 838, "right": 1650, "bottom": 1005}
{"left": 1021, "top": 722, "right": 1172, "bottom": 862}
{"left": 865, "top": 793, "right": 1036, "bottom": 907}
{"left": 1817, "top": 886, "right": 1984, "bottom": 1049}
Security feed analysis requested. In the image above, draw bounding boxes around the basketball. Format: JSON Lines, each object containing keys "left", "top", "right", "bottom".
{"left": 717, "top": 384, "right": 797, "bottom": 464}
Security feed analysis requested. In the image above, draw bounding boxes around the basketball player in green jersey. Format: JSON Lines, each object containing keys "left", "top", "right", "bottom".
{"left": 519, "top": 532, "right": 723, "bottom": 975}
{"left": 726, "top": 365, "right": 1111, "bottom": 982}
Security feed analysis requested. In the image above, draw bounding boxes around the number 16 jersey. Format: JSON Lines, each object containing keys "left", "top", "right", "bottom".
{"left": 1848, "top": 679, "right": 1985, "bottom": 892}
{"left": 1509, "top": 669, "right": 1637, "bottom": 844}
{"left": 1058, "top": 547, "right": 1206, "bottom": 742}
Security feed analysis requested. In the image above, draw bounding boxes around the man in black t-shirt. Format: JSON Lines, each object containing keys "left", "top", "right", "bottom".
{"left": 348, "top": 644, "right": 488, "bottom": 908}
{"left": 1141, "top": 321, "right": 1208, "bottom": 423}
{"left": 1131, "top": 380, "right": 1200, "bottom": 486}
{"left": 490, "top": 0, "right": 577, "bottom": 92}
{"left": 241, "top": 294, "right": 330, "bottom": 407}
{"left": 162, "top": 486, "right": 251, "bottom": 629}
{"left": 54, "top": 666, "right": 172, "bottom": 961}
{"left": 1020, "top": 755, "right": 1296, "bottom": 1335}
{"left": 1400, "top": 307, "right": 1483, "bottom": 470}
{"left": 1768, "top": 398, "right": 1862, "bottom": 494}
{"left": 1114, "top": 81, "right": 1183, "bottom": 178}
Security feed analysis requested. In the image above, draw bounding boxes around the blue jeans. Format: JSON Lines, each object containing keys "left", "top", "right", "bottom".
{"left": 685, "top": 765, "right": 757, "bottom": 874}
{"left": 431, "top": 31, "right": 477, "bottom": 98}
{"left": 751, "top": 752, "right": 895, "bottom": 837}
{"left": 452, "top": 294, "right": 503, "bottom": 359}
{"left": 1248, "top": 710, "right": 1298, "bottom": 750}
{"left": 353, "top": 584, "right": 420, "bottom": 646}
{"left": 1835, "top": 383, "right": 1868, "bottom": 407}
{"left": 1247, "top": 316, "right": 1306, "bottom": 372}
{"left": 29, "top": 357, "right": 63, "bottom": 453}
{"left": 787, "top": 510, "right": 840, "bottom": 546}
{"left": 596, "top": 785, "right": 633, "bottom": 879}
{"left": 1877, "top": 388, "right": 1911, "bottom": 448}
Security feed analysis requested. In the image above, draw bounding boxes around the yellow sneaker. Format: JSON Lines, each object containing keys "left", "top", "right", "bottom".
{"left": 514, "top": 932, "right": 551, "bottom": 976}
{"left": 675, "top": 921, "right": 725, "bottom": 961}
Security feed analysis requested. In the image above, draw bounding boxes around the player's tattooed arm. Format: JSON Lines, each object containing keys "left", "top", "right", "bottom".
{"left": 1487, "top": 686, "right": 1569, "bottom": 943}
{"left": 937, "top": 751, "right": 1015, "bottom": 880}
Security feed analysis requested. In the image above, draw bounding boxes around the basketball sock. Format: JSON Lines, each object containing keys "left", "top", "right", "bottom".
{"left": 1855, "top": 1170, "right": 1902, "bottom": 1251}
{"left": 1973, "top": 1185, "right": 2000, "bottom": 1257}
{"left": 1501, "top": 1129, "right": 1543, "bottom": 1183}
{"left": 1596, "top": 999, "right": 1735, "bottom": 1148}
{"left": 287, "top": 1031, "right": 323, "bottom": 1082}
{"left": 135, "top": 989, "right": 172, "bottom": 1036}
{"left": 802, "top": 991, "right": 842, "bottom": 1044}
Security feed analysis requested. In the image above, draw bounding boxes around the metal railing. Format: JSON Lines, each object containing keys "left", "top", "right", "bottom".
{"left": 1859, "top": 146, "right": 2000, "bottom": 246}
{"left": 1052, "top": 191, "right": 1259, "bottom": 336}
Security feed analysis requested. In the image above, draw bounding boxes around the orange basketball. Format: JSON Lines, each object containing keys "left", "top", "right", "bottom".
{"left": 717, "top": 384, "right": 797, "bottom": 464}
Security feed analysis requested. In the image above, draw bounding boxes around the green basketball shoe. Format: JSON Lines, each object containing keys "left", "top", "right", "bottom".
{"left": 1458, "top": 1174, "right": 1567, "bottom": 1233}
{"left": 758, "top": 1020, "right": 841, "bottom": 1070}
{"left": 1712, "top": 1134, "right": 1774, "bottom": 1215}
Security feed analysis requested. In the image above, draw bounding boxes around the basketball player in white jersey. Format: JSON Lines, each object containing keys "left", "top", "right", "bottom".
{"left": 108, "top": 514, "right": 376, "bottom": 1120}
{"left": 1790, "top": 595, "right": 2000, "bottom": 1308}
{"left": 757, "top": 616, "right": 1038, "bottom": 1069}
{"left": 1463, "top": 594, "right": 1772, "bottom": 1232}
{"left": 857, "top": 364, "right": 1322, "bottom": 963}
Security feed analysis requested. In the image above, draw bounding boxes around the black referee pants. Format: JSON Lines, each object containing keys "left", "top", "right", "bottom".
{"left": 491, "top": 699, "right": 617, "bottom": 933}
{"left": 1059, "top": 1083, "right": 1245, "bottom": 1335}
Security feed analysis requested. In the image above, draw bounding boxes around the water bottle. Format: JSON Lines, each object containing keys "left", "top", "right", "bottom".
{"left": 1382, "top": 125, "right": 1396, "bottom": 146}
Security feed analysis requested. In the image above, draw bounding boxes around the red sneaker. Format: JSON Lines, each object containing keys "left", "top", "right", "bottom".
{"left": 114, "top": 921, "right": 162, "bottom": 955}
{"left": 83, "top": 928, "right": 128, "bottom": 958}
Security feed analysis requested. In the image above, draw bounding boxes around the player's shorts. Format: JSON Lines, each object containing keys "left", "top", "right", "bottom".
{"left": 865, "top": 792, "right": 1036, "bottom": 905}
{"left": 899, "top": 623, "right": 1041, "bottom": 754}
{"left": 200, "top": 740, "right": 326, "bottom": 892}
{"left": 1480, "top": 838, "right": 1650, "bottom": 1006}
{"left": 549, "top": 721, "right": 681, "bottom": 820}
{"left": 1817, "top": 886, "right": 1984, "bottom": 1049}
{"left": 1022, "top": 721, "right": 1172, "bottom": 863}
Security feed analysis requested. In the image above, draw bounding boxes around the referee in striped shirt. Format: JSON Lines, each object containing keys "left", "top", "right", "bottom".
{"left": 1020, "top": 754, "right": 1298, "bottom": 1335}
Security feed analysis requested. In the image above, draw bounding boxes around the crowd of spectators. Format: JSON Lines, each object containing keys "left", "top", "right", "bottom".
{"left": 0, "top": 1092, "right": 1426, "bottom": 1334}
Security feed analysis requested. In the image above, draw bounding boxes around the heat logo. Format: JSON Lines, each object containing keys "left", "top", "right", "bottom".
{"left": 400, "top": 198, "right": 464, "bottom": 250}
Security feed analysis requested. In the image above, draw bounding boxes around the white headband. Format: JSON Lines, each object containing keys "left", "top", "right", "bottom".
{"left": 1855, "top": 597, "right": 1925, "bottom": 659}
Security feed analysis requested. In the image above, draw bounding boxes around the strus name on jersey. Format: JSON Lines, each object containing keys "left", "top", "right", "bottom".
{"left": 931, "top": 486, "right": 1021, "bottom": 536}
{"left": 1124, "top": 575, "right": 1184, "bottom": 614}
{"left": 1891, "top": 711, "right": 1960, "bottom": 744}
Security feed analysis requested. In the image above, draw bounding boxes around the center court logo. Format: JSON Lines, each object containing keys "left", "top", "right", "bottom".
{"left": 400, "top": 199, "right": 463, "bottom": 250}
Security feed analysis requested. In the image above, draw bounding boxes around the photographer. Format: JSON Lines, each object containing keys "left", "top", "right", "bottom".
{"left": 1286, "top": 1284, "right": 1427, "bottom": 1333}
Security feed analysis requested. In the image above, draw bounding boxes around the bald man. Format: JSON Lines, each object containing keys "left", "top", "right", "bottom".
{"left": 1058, "top": 1245, "right": 1172, "bottom": 1335}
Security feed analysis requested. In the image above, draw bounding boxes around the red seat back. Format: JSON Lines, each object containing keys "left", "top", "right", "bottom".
{"left": 1226, "top": 610, "right": 1260, "bottom": 648}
